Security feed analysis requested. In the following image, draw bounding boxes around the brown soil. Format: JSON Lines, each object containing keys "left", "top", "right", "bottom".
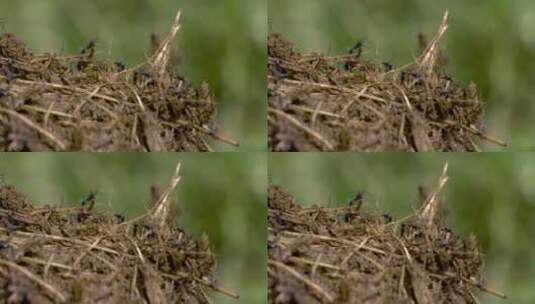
{"left": 268, "top": 168, "right": 504, "bottom": 303}
{"left": 267, "top": 19, "right": 505, "bottom": 151}
{"left": 0, "top": 14, "right": 233, "bottom": 151}
{"left": 0, "top": 165, "right": 228, "bottom": 303}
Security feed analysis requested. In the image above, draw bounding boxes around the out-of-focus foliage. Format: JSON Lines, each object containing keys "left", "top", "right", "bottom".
{"left": 0, "top": 153, "right": 267, "bottom": 304}
{"left": 269, "top": 0, "right": 535, "bottom": 151}
{"left": 270, "top": 153, "right": 535, "bottom": 304}
{"left": 0, "top": 0, "right": 266, "bottom": 151}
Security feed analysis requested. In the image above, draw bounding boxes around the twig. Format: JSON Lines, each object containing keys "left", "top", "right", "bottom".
{"left": 289, "top": 104, "right": 342, "bottom": 119}
{"left": 419, "top": 162, "right": 449, "bottom": 228}
{"left": 0, "top": 258, "right": 67, "bottom": 303}
{"left": 269, "top": 107, "right": 334, "bottom": 150}
{"left": 151, "top": 10, "right": 182, "bottom": 77}
{"left": 0, "top": 106, "right": 66, "bottom": 150}
{"left": 269, "top": 259, "right": 334, "bottom": 303}
{"left": 151, "top": 162, "right": 181, "bottom": 228}
{"left": 463, "top": 277, "right": 507, "bottom": 300}
{"left": 462, "top": 125, "right": 507, "bottom": 147}
{"left": 419, "top": 11, "right": 449, "bottom": 76}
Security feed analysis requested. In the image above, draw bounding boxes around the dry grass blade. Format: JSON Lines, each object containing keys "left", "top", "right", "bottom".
{"left": 419, "top": 162, "right": 449, "bottom": 228}
{"left": 418, "top": 10, "right": 449, "bottom": 77}
{"left": 269, "top": 260, "right": 334, "bottom": 303}
{"left": 151, "top": 10, "right": 182, "bottom": 77}
{"left": 0, "top": 107, "right": 67, "bottom": 151}
{"left": 0, "top": 259, "right": 67, "bottom": 303}
{"left": 151, "top": 162, "right": 182, "bottom": 228}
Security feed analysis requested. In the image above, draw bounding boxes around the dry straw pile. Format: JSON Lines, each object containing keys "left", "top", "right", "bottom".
{"left": 268, "top": 12, "right": 505, "bottom": 151}
{"left": 0, "top": 11, "right": 236, "bottom": 151}
{"left": 0, "top": 163, "right": 237, "bottom": 303}
{"left": 268, "top": 164, "right": 506, "bottom": 303}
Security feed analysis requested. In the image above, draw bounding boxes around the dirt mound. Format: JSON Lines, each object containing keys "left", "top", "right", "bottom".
{"left": 0, "top": 164, "right": 235, "bottom": 303}
{"left": 0, "top": 12, "right": 235, "bottom": 151}
{"left": 268, "top": 165, "right": 505, "bottom": 303}
{"left": 268, "top": 13, "right": 505, "bottom": 151}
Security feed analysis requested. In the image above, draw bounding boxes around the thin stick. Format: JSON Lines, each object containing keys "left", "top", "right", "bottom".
{"left": 151, "top": 10, "right": 182, "bottom": 77}
{"left": 269, "top": 260, "right": 334, "bottom": 303}
{"left": 0, "top": 107, "right": 66, "bottom": 150}
{"left": 0, "top": 228, "right": 120, "bottom": 255}
{"left": 281, "top": 230, "right": 388, "bottom": 255}
{"left": 269, "top": 107, "right": 334, "bottom": 150}
{"left": 462, "top": 125, "right": 507, "bottom": 147}
{"left": 288, "top": 256, "right": 341, "bottom": 271}
{"left": 151, "top": 162, "right": 181, "bottom": 228}
{"left": 0, "top": 258, "right": 67, "bottom": 303}
{"left": 419, "top": 162, "right": 449, "bottom": 228}
{"left": 73, "top": 236, "right": 104, "bottom": 269}
{"left": 419, "top": 11, "right": 449, "bottom": 76}
{"left": 289, "top": 104, "right": 342, "bottom": 119}
{"left": 282, "top": 78, "right": 386, "bottom": 103}
{"left": 463, "top": 277, "right": 507, "bottom": 300}
{"left": 21, "top": 105, "right": 73, "bottom": 119}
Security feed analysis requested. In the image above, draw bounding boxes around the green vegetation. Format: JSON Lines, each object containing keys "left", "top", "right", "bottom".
{"left": 270, "top": 153, "right": 535, "bottom": 304}
{"left": 270, "top": 0, "right": 535, "bottom": 151}
{"left": 1, "top": 153, "right": 267, "bottom": 303}
{"left": 0, "top": 0, "right": 266, "bottom": 151}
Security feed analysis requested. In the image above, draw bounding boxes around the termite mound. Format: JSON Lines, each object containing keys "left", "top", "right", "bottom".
{"left": 0, "top": 11, "right": 235, "bottom": 151}
{"left": 268, "top": 165, "right": 505, "bottom": 303}
{"left": 268, "top": 12, "right": 504, "bottom": 151}
{"left": 0, "top": 164, "right": 233, "bottom": 303}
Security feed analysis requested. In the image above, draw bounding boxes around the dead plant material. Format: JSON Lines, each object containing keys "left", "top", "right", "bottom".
{"left": 0, "top": 10, "right": 236, "bottom": 151}
{"left": 268, "top": 166, "right": 506, "bottom": 303}
{"left": 0, "top": 163, "right": 237, "bottom": 303}
{"left": 268, "top": 12, "right": 505, "bottom": 151}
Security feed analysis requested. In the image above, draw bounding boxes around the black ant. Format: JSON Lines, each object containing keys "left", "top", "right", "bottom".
{"left": 1, "top": 213, "right": 21, "bottom": 235}
{"left": 348, "top": 41, "right": 364, "bottom": 56}
{"left": 345, "top": 191, "right": 364, "bottom": 222}
{"left": 269, "top": 60, "right": 288, "bottom": 79}
{"left": 114, "top": 61, "right": 126, "bottom": 72}
{"left": 382, "top": 62, "right": 394, "bottom": 72}
{"left": 344, "top": 41, "right": 364, "bottom": 71}
{"left": 348, "top": 191, "right": 363, "bottom": 209}
{"left": 79, "top": 191, "right": 96, "bottom": 206}
{"left": 80, "top": 39, "right": 96, "bottom": 55}
{"left": 77, "top": 39, "right": 96, "bottom": 70}
{"left": 113, "top": 213, "right": 126, "bottom": 224}
{"left": 381, "top": 213, "right": 392, "bottom": 223}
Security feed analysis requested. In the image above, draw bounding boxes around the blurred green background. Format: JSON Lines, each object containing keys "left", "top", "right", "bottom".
{"left": 270, "top": 153, "right": 535, "bottom": 304}
{"left": 0, "top": 0, "right": 267, "bottom": 151}
{"left": 270, "top": 0, "right": 535, "bottom": 151}
{"left": 0, "top": 153, "right": 267, "bottom": 304}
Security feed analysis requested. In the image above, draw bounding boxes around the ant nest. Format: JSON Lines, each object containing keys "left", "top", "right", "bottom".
{"left": 0, "top": 165, "right": 230, "bottom": 303}
{"left": 267, "top": 13, "right": 505, "bottom": 151}
{"left": 268, "top": 179, "right": 504, "bottom": 303}
{"left": 0, "top": 11, "right": 235, "bottom": 151}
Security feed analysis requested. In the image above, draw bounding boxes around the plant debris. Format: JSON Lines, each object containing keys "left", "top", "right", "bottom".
{"left": 0, "top": 163, "right": 238, "bottom": 303}
{"left": 268, "top": 12, "right": 505, "bottom": 151}
{"left": 0, "top": 11, "right": 237, "bottom": 151}
{"left": 268, "top": 164, "right": 506, "bottom": 303}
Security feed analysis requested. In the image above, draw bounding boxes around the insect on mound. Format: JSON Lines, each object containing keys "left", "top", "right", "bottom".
{"left": 268, "top": 12, "right": 505, "bottom": 152}
{"left": 0, "top": 164, "right": 237, "bottom": 303}
{"left": 0, "top": 11, "right": 237, "bottom": 152}
{"left": 268, "top": 164, "right": 506, "bottom": 303}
